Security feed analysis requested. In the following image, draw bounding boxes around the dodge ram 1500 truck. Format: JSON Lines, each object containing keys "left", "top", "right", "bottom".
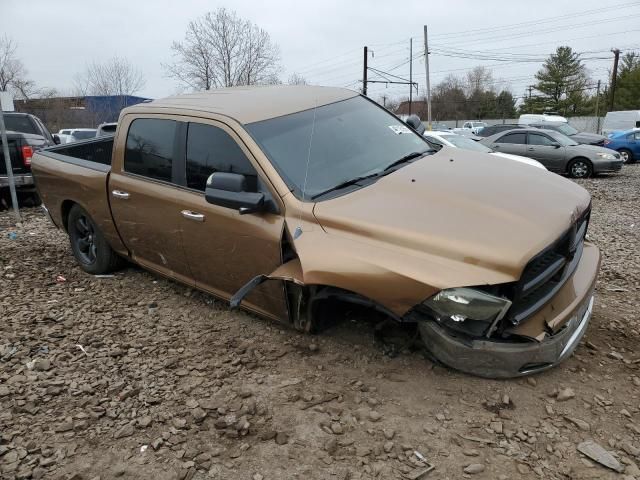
{"left": 31, "top": 85, "right": 600, "bottom": 378}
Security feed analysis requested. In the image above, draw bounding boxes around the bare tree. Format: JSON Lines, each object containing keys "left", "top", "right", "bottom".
{"left": 164, "top": 8, "right": 282, "bottom": 90}
{"left": 75, "top": 57, "right": 146, "bottom": 96}
{"left": 465, "top": 66, "right": 494, "bottom": 96}
{"left": 287, "top": 73, "right": 307, "bottom": 85}
{"left": 0, "top": 35, "right": 36, "bottom": 99}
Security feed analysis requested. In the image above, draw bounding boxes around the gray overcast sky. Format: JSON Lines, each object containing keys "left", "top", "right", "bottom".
{"left": 4, "top": 0, "right": 640, "bottom": 103}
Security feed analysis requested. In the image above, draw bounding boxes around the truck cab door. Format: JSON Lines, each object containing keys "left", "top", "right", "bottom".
{"left": 173, "top": 120, "right": 288, "bottom": 321}
{"left": 109, "top": 117, "right": 193, "bottom": 284}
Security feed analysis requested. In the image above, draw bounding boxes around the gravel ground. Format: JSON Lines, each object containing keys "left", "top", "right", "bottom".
{"left": 1, "top": 166, "right": 640, "bottom": 480}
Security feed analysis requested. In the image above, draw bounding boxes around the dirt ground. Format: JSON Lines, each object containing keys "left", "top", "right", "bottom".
{"left": 1, "top": 165, "right": 640, "bottom": 480}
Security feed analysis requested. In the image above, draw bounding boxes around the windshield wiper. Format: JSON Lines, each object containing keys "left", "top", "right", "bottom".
{"left": 310, "top": 172, "right": 380, "bottom": 200}
{"left": 382, "top": 150, "right": 429, "bottom": 172}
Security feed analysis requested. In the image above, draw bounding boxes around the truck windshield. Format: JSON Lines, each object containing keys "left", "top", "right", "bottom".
{"left": 246, "top": 96, "right": 432, "bottom": 200}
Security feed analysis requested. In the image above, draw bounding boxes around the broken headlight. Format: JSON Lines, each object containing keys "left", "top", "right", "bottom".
{"left": 422, "top": 288, "right": 512, "bottom": 337}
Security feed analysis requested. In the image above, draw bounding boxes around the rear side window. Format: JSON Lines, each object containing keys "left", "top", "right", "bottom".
{"left": 186, "top": 123, "right": 257, "bottom": 191}
{"left": 497, "top": 132, "right": 526, "bottom": 144}
{"left": 528, "top": 133, "right": 555, "bottom": 146}
{"left": 125, "top": 119, "right": 176, "bottom": 182}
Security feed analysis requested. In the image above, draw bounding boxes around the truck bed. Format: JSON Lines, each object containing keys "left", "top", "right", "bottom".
{"left": 44, "top": 136, "right": 114, "bottom": 167}
{"left": 31, "top": 135, "right": 127, "bottom": 255}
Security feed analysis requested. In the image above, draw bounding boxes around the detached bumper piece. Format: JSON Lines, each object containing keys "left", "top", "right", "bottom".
{"left": 419, "top": 294, "right": 593, "bottom": 378}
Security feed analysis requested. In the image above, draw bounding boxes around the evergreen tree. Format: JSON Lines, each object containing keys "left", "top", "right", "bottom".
{"left": 533, "top": 46, "right": 591, "bottom": 115}
{"left": 614, "top": 52, "right": 640, "bottom": 110}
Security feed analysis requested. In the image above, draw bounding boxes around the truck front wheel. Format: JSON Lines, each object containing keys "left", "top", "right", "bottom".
{"left": 67, "top": 204, "right": 124, "bottom": 274}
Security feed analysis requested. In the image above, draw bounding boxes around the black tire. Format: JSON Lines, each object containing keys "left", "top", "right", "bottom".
{"left": 567, "top": 158, "right": 593, "bottom": 179}
{"left": 618, "top": 148, "right": 634, "bottom": 164}
{"left": 67, "top": 204, "right": 124, "bottom": 274}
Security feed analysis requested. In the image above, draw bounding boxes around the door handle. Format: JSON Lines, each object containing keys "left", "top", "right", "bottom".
{"left": 112, "top": 190, "right": 130, "bottom": 199}
{"left": 527, "top": 147, "right": 535, "bottom": 151}
{"left": 181, "top": 210, "right": 205, "bottom": 222}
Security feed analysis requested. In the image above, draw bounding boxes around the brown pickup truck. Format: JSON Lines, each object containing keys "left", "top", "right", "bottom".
{"left": 31, "top": 85, "right": 600, "bottom": 378}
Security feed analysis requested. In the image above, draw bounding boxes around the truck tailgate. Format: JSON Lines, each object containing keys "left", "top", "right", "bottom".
{"left": 31, "top": 142, "right": 127, "bottom": 256}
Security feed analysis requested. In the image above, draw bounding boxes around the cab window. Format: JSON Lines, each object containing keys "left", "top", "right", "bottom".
{"left": 124, "top": 118, "right": 177, "bottom": 183}
{"left": 497, "top": 132, "right": 526, "bottom": 144}
{"left": 528, "top": 133, "right": 556, "bottom": 146}
{"left": 186, "top": 123, "right": 257, "bottom": 191}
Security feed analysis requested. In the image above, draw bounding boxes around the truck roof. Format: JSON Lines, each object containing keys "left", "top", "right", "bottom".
{"left": 125, "top": 85, "right": 358, "bottom": 124}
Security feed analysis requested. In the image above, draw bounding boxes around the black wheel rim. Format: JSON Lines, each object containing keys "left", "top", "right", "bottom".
{"left": 571, "top": 161, "right": 589, "bottom": 178}
{"left": 74, "top": 215, "right": 97, "bottom": 264}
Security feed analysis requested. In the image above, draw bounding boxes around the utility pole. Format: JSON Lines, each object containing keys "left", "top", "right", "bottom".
{"left": 409, "top": 38, "right": 413, "bottom": 116}
{"left": 527, "top": 86, "right": 533, "bottom": 113}
{"left": 423, "top": 25, "right": 432, "bottom": 130}
{"left": 609, "top": 48, "right": 620, "bottom": 111}
{"left": 363, "top": 46, "right": 368, "bottom": 96}
{"left": 595, "top": 79, "right": 601, "bottom": 133}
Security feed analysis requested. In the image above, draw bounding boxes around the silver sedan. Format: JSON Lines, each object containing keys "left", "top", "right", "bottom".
{"left": 480, "top": 128, "right": 623, "bottom": 178}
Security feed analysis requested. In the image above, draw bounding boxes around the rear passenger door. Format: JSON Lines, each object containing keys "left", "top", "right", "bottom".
{"left": 491, "top": 132, "right": 527, "bottom": 156}
{"left": 175, "top": 120, "right": 288, "bottom": 320}
{"left": 109, "top": 117, "right": 194, "bottom": 284}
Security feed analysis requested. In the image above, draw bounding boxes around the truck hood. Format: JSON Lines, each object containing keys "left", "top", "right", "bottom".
{"left": 313, "top": 148, "right": 591, "bottom": 280}
{"left": 571, "top": 132, "right": 607, "bottom": 145}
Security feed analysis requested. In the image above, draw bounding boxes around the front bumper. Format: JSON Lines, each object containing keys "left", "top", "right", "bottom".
{"left": 418, "top": 243, "right": 600, "bottom": 378}
{"left": 0, "top": 174, "right": 34, "bottom": 188}
{"left": 593, "top": 159, "right": 623, "bottom": 173}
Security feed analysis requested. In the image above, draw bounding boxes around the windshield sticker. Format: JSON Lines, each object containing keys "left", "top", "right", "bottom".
{"left": 389, "top": 125, "right": 412, "bottom": 135}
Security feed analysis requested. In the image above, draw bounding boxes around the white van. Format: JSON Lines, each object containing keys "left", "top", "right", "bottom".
{"left": 519, "top": 113, "right": 568, "bottom": 125}
{"left": 602, "top": 110, "right": 640, "bottom": 136}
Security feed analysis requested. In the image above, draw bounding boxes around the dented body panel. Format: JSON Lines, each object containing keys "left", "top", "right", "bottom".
{"left": 31, "top": 85, "right": 601, "bottom": 378}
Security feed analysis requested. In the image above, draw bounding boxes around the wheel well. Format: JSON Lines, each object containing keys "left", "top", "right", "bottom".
{"left": 60, "top": 200, "right": 77, "bottom": 232}
{"left": 289, "top": 284, "right": 401, "bottom": 333}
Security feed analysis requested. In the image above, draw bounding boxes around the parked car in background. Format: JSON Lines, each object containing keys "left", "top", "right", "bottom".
{"left": 96, "top": 122, "right": 117, "bottom": 137}
{"left": 526, "top": 121, "right": 606, "bottom": 146}
{"left": 602, "top": 110, "right": 640, "bottom": 136}
{"left": 476, "top": 124, "right": 524, "bottom": 137}
{"left": 423, "top": 131, "right": 546, "bottom": 169}
{"left": 480, "top": 128, "right": 623, "bottom": 178}
{"left": 603, "top": 129, "right": 640, "bottom": 163}
{"left": 56, "top": 128, "right": 98, "bottom": 144}
{"left": 454, "top": 121, "right": 487, "bottom": 135}
{"left": 31, "top": 85, "right": 600, "bottom": 378}
{"left": 519, "top": 113, "right": 568, "bottom": 125}
{"left": 5, "top": 112, "right": 58, "bottom": 146}
{"left": 1, "top": 131, "right": 50, "bottom": 192}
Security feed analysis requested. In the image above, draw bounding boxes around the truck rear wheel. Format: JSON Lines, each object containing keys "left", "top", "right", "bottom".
{"left": 68, "top": 204, "right": 124, "bottom": 274}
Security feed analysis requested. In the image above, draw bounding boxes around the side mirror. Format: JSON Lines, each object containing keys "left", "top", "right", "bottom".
{"left": 405, "top": 114, "right": 425, "bottom": 135}
{"left": 551, "top": 142, "right": 561, "bottom": 148}
{"left": 52, "top": 134, "right": 61, "bottom": 145}
{"left": 205, "top": 172, "right": 265, "bottom": 215}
